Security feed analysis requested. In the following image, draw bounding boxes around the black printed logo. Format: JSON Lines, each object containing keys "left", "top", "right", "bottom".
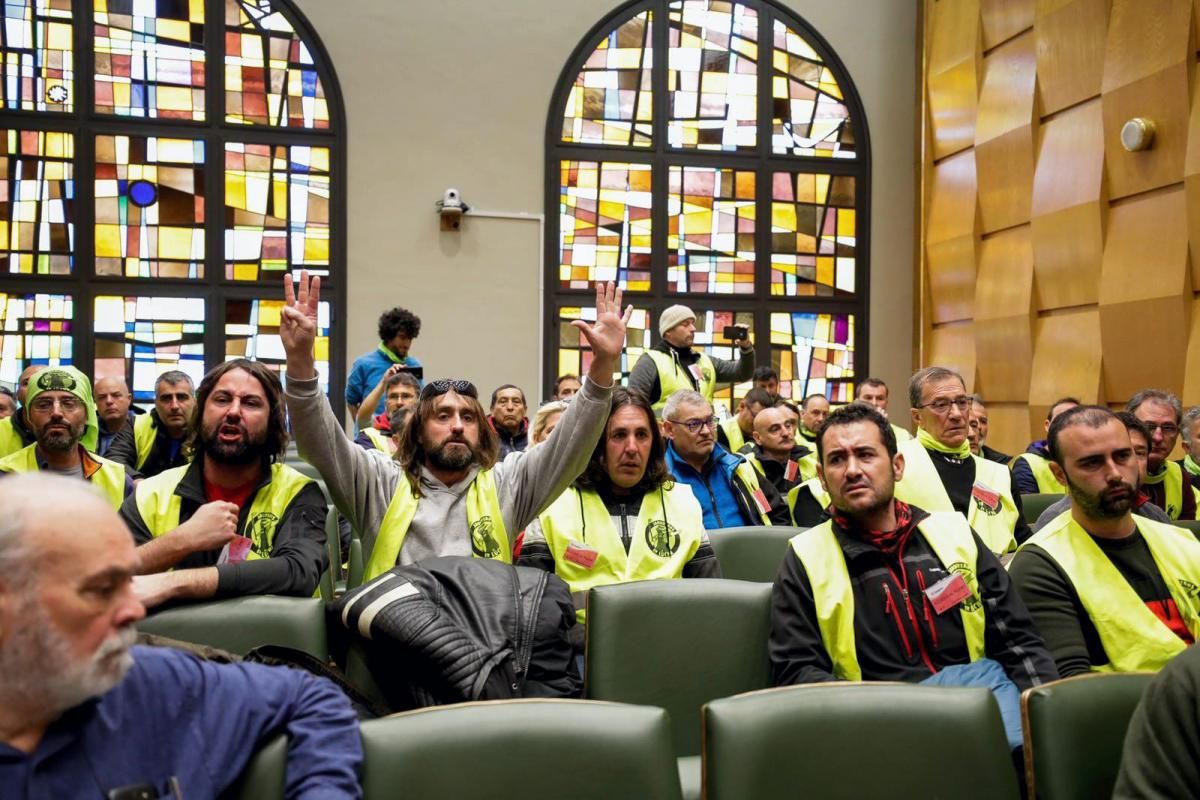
{"left": 471, "top": 516, "right": 502, "bottom": 559}
{"left": 245, "top": 512, "right": 278, "bottom": 555}
{"left": 645, "top": 520, "right": 681, "bottom": 558}
{"left": 1179, "top": 579, "right": 1200, "bottom": 598}
{"left": 946, "top": 561, "right": 982, "bottom": 613}
{"left": 36, "top": 369, "right": 76, "bottom": 393}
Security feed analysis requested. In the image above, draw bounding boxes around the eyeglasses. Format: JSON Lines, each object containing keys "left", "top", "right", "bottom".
{"left": 420, "top": 379, "right": 478, "bottom": 401}
{"left": 667, "top": 415, "right": 716, "bottom": 434}
{"left": 30, "top": 395, "right": 81, "bottom": 413}
{"left": 1143, "top": 422, "right": 1180, "bottom": 437}
{"left": 915, "top": 397, "right": 970, "bottom": 415}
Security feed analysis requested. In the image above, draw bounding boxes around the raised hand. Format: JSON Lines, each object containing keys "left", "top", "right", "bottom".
{"left": 571, "top": 281, "right": 632, "bottom": 367}
{"left": 281, "top": 270, "right": 320, "bottom": 380}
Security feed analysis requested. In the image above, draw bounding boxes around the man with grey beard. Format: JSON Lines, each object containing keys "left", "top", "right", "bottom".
{"left": 0, "top": 474, "right": 362, "bottom": 798}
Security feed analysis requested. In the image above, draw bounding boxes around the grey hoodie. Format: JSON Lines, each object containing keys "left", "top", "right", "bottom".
{"left": 285, "top": 375, "right": 612, "bottom": 565}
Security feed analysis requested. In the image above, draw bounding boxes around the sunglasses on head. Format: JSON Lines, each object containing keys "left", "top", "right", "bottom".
{"left": 420, "top": 379, "right": 479, "bottom": 401}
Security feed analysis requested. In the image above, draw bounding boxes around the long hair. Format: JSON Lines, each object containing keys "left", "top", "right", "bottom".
{"left": 396, "top": 389, "right": 499, "bottom": 497}
{"left": 575, "top": 387, "right": 672, "bottom": 494}
{"left": 189, "top": 359, "right": 288, "bottom": 462}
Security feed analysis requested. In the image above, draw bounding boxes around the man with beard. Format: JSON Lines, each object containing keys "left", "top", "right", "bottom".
{"left": 0, "top": 474, "right": 362, "bottom": 797}
{"left": 120, "top": 359, "right": 328, "bottom": 607}
{"left": 281, "top": 273, "right": 628, "bottom": 577}
{"left": 1127, "top": 389, "right": 1199, "bottom": 521}
{"left": 1010, "top": 406, "right": 1200, "bottom": 676}
{"left": 0, "top": 366, "right": 129, "bottom": 508}
{"left": 105, "top": 371, "right": 195, "bottom": 479}
{"left": 0, "top": 364, "right": 43, "bottom": 457}
{"left": 770, "top": 404, "right": 1056, "bottom": 755}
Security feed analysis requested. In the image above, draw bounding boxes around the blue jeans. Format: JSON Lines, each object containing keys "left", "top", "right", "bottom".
{"left": 921, "top": 658, "right": 1023, "bottom": 750}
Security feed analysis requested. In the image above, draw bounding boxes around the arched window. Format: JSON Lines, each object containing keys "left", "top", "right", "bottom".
{"left": 545, "top": 0, "right": 868, "bottom": 413}
{"left": 0, "top": 0, "right": 345, "bottom": 409}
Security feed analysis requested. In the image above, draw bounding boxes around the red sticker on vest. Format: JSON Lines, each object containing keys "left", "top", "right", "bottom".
{"left": 564, "top": 541, "right": 599, "bottom": 569}
{"left": 925, "top": 572, "right": 972, "bottom": 615}
{"left": 752, "top": 488, "right": 771, "bottom": 514}
{"left": 218, "top": 534, "right": 253, "bottom": 565}
{"left": 971, "top": 481, "right": 1001, "bottom": 514}
{"left": 785, "top": 460, "right": 799, "bottom": 482}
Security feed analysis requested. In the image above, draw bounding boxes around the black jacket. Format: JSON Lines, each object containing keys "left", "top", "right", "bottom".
{"left": 489, "top": 416, "right": 529, "bottom": 460}
{"left": 106, "top": 408, "right": 190, "bottom": 479}
{"left": 770, "top": 505, "right": 1059, "bottom": 691}
{"left": 120, "top": 455, "right": 328, "bottom": 598}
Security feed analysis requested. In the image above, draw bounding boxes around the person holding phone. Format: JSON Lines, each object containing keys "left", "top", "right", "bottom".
{"left": 628, "top": 305, "right": 755, "bottom": 417}
{"left": 346, "top": 305, "right": 423, "bottom": 419}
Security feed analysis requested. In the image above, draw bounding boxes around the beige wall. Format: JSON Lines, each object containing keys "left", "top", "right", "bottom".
{"left": 292, "top": 0, "right": 917, "bottom": 416}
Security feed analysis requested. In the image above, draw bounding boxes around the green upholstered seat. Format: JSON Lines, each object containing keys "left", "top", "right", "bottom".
{"left": 138, "top": 595, "right": 328, "bottom": 660}
{"left": 1022, "top": 493, "right": 1064, "bottom": 524}
{"left": 703, "top": 683, "right": 1020, "bottom": 800}
{"left": 219, "top": 735, "right": 286, "bottom": 800}
{"left": 346, "top": 537, "right": 364, "bottom": 590}
{"left": 1021, "top": 672, "right": 1154, "bottom": 800}
{"left": 319, "top": 505, "right": 339, "bottom": 600}
{"left": 707, "top": 525, "right": 804, "bottom": 582}
{"left": 359, "top": 700, "right": 681, "bottom": 799}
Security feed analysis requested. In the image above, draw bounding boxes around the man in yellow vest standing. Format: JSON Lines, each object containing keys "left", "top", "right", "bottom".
{"left": 1127, "top": 389, "right": 1200, "bottom": 521}
{"left": 893, "top": 367, "right": 1028, "bottom": 555}
{"left": 1010, "top": 406, "right": 1200, "bottom": 676}
{"left": 122, "top": 359, "right": 328, "bottom": 608}
{"left": 770, "top": 403, "right": 1057, "bottom": 755}
{"left": 105, "top": 370, "right": 195, "bottom": 480}
{"left": 281, "top": 273, "right": 628, "bottom": 580}
{"left": 1012, "top": 396, "right": 1079, "bottom": 496}
{"left": 0, "top": 366, "right": 129, "bottom": 509}
{"left": 627, "top": 305, "right": 755, "bottom": 417}
{"left": 0, "top": 364, "right": 42, "bottom": 458}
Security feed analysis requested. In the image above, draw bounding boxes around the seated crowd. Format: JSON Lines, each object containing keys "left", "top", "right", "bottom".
{"left": 2, "top": 272, "right": 1199, "bottom": 798}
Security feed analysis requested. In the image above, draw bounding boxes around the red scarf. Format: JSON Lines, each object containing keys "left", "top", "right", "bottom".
{"left": 831, "top": 500, "right": 917, "bottom": 556}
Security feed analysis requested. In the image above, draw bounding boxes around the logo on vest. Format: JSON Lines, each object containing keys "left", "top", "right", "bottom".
{"left": 245, "top": 512, "right": 278, "bottom": 555}
{"left": 644, "top": 519, "right": 680, "bottom": 558}
{"left": 945, "top": 561, "right": 982, "bottom": 612}
{"left": 970, "top": 481, "right": 1001, "bottom": 516}
{"left": 471, "top": 516, "right": 502, "bottom": 558}
{"left": 35, "top": 370, "right": 76, "bottom": 393}
{"left": 1179, "top": 579, "right": 1200, "bottom": 598}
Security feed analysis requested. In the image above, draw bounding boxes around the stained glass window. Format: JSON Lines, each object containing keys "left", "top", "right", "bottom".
{"left": 560, "top": 10, "right": 652, "bottom": 147}
{"left": 225, "top": 297, "right": 330, "bottom": 392}
{"left": 2, "top": 128, "right": 74, "bottom": 274}
{"left": 93, "top": 0, "right": 206, "bottom": 120}
{"left": 1, "top": 0, "right": 74, "bottom": 112}
{"left": 94, "top": 134, "right": 205, "bottom": 279}
{"left": 93, "top": 294, "right": 205, "bottom": 401}
{"left": 549, "top": 0, "right": 866, "bottom": 404}
{"left": 0, "top": 291, "right": 72, "bottom": 383}
{"left": 559, "top": 160, "right": 652, "bottom": 292}
{"left": 557, "top": 304, "right": 652, "bottom": 387}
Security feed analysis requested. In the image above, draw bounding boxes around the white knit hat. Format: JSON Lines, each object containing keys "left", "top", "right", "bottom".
{"left": 659, "top": 305, "right": 696, "bottom": 337}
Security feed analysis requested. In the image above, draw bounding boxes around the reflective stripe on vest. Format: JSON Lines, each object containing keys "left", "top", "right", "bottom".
{"left": 1143, "top": 461, "right": 1192, "bottom": 521}
{"left": 362, "top": 427, "right": 391, "bottom": 454}
{"left": 132, "top": 413, "right": 157, "bottom": 470}
{"left": 646, "top": 350, "right": 716, "bottom": 414}
{"left": 0, "top": 416, "right": 27, "bottom": 459}
{"left": 134, "top": 463, "right": 313, "bottom": 558}
{"left": 365, "top": 468, "right": 509, "bottom": 582}
{"left": 894, "top": 438, "right": 1019, "bottom": 556}
{"left": 1020, "top": 514, "right": 1200, "bottom": 672}
{"left": 733, "top": 458, "right": 773, "bottom": 525}
{"left": 0, "top": 443, "right": 126, "bottom": 509}
{"left": 720, "top": 417, "right": 746, "bottom": 453}
{"left": 538, "top": 483, "right": 704, "bottom": 623}
{"left": 1015, "top": 452, "right": 1062, "bottom": 494}
{"left": 790, "top": 511, "right": 987, "bottom": 681}
{"left": 787, "top": 477, "right": 830, "bottom": 523}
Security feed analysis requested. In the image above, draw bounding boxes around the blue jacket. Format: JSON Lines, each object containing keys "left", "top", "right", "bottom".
{"left": 345, "top": 346, "right": 423, "bottom": 416}
{"left": 0, "top": 645, "right": 362, "bottom": 798}
{"left": 666, "top": 442, "right": 789, "bottom": 529}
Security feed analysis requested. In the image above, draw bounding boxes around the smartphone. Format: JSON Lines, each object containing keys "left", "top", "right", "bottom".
{"left": 396, "top": 365, "right": 424, "bottom": 381}
{"left": 723, "top": 325, "right": 749, "bottom": 340}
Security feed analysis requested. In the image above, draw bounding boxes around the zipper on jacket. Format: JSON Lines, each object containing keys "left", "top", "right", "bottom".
{"left": 884, "top": 558, "right": 938, "bottom": 675}
{"left": 703, "top": 480, "right": 724, "bottom": 528}
{"left": 882, "top": 584, "right": 913, "bottom": 659}
{"left": 618, "top": 503, "right": 631, "bottom": 553}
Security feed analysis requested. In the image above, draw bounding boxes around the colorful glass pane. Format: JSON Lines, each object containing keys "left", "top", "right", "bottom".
{"left": 93, "top": 294, "right": 205, "bottom": 401}
{"left": 559, "top": 160, "right": 652, "bottom": 292}
{"left": 667, "top": 0, "right": 757, "bottom": 151}
{"left": 769, "top": 311, "right": 854, "bottom": 402}
{"left": 225, "top": 142, "right": 330, "bottom": 281}
{"left": 94, "top": 134, "right": 205, "bottom": 279}
{"left": 1, "top": 0, "right": 73, "bottom": 112}
{"left": 561, "top": 10, "right": 652, "bottom": 147}
{"left": 1, "top": 129, "right": 74, "bottom": 275}
{"left": 667, "top": 165, "right": 755, "bottom": 294}
{"left": 557, "top": 305, "right": 651, "bottom": 386}
{"left": 93, "top": 0, "right": 205, "bottom": 119}
{"left": 225, "top": 297, "right": 331, "bottom": 394}
{"left": 771, "top": 20, "right": 854, "bottom": 157}
{"left": 0, "top": 291, "right": 72, "bottom": 384}
{"left": 691, "top": 308, "right": 752, "bottom": 415}
{"left": 224, "top": 0, "right": 330, "bottom": 128}
{"left": 770, "top": 171, "right": 855, "bottom": 297}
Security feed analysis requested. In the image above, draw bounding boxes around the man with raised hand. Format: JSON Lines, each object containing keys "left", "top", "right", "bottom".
{"left": 281, "top": 272, "right": 628, "bottom": 577}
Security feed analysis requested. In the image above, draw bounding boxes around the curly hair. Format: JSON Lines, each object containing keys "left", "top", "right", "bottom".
{"left": 377, "top": 307, "right": 422, "bottom": 341}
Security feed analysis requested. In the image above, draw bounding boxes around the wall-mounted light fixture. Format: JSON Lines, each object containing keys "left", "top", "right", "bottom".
{"left": 1120, "top": 117, "right": 1156, "bottom": 152}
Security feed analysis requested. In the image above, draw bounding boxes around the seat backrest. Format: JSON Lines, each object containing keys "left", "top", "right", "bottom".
{"left": 1176, "top": 519, "right": 1200, "bottom": 536}
{"left": 1022, "top": 673, "right": 1154, "bottom": 800}
{"left": 707, "top": 525, "right": 802, "bottom": 582}
{"left": 346, "top": 537, "right": 365, "bottom": 590}
{"left": 585, "top": 579, "right": 773, "bottom": 756}
{"left": 138, "top": 596, "right": 328, "bottom": 660}
{"left": 360, "top": 700, "right": 682, "bottom": 799}
{"left": 703, "top": 683, "right": 1020, "bottom": 800}
{"left": 219, "top": 735, "right": 286, "bottom": 800}
{"left": 1022, "top": 493, "right": 1064, "bottom": 524}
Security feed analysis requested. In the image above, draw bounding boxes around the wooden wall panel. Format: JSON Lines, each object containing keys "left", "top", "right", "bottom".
{"left": 927, "top": 237, "right": 977, "bottom": 324}
{"left": 975, "top": 34, "right": 1038, "bottom": 231}
{"left": 986, "top": 405, "right": 1036, "bottom": 458}
{"left": 1102, "top": 63, "right": 1192, "bottom": 199}
{"left": 1035, "top": 0, "right": 1110, "bottom": 115}
{"left": 982, "top": 0, "right": 1034, "bottom": 49}
{"left": 1100, "top": 0, "right": 1192, "bottom": 92}
{"left": 1183, "top": 62, "right": 1200, "bottom": 288}
{"left": 975, "top": 227, "right": 1035, "bottom": 402}
{"left": 927, "top": 149, "right": 978, "bottom": 244}
{"left": 1180, "top": 295, "right": 1200, "bottom": 405}
{"left": 928, "top": 0, "right": 982, "bottom": 159}
{"left": 928, "top": 323, "right": 978, "bottom": 393}
{"left": 1029, "top": 309, "right": 1104, "bottom": 411}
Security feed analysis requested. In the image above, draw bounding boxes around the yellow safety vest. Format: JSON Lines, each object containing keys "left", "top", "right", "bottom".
{"left": 364, "top": 468, "right": 509, "bottom": 581}
{"left": 132, "top": 413, "right": 158, "bottom": 470}
{"left": 790, "top": 511, "right": 987, "bottom": 681}
{"left": 0, "top": 416, "right": 28, "bottom": 458}
{"left": 894, "top": 438, "right": 1020, "bottom": 556}
{"left": 135, "top": 463, "right": 313, "bottom": 558}
{"left": 1014, "top": 451, "right": 1062, "bottom": 494}
{"left": 787, "top": 477, "right": 831, "bottom": 525}
{"left": 1143, "top": 461, "right": 1199, "bottom": 521}
{"left": 891, "top": 423, "right": 913, "bottom": 443}
{"left": 742, "top": 448, "right": 818, "bottom": 487}
{"left": 538, "top": 483, "right": 705, "bottom": 623}
{"left": 362, "top": 427, "right": 393, "bottom": 454}
{"left": 646, "top": 350, "right": 716, "bottom": 415}
{"left": 1019, "top": 513, "right": 1200, "bottom": 672}
{"left": 720, "top": 417, "right": 747, "bottom": 453}
{"left": 733, "top": 458, "right": 775, "bottom": 526}
{"left": 0, "top": 443, "right": 126, "bottom": 509}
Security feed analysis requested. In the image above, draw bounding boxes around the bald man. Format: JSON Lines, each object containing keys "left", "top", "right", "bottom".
{"left": 94, "top": 376, "right": 138, "bottom": 457}
{"left": 739, "top": 405, "right": 817, "bottom": 496}
{"left": 0, "top": 365, "right": 41, "bottom": 458}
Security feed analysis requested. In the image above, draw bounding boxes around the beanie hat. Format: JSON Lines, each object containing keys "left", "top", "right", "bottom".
{"left": 24, "top": 366, "right": 100, "bottom": 453}
{"left": 659, "top": 305, "right": 696, "bottom": 337}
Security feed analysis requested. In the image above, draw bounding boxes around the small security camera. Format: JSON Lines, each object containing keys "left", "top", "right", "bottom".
{"left": 436, "top": 187, "right": 469, "bottom": 230}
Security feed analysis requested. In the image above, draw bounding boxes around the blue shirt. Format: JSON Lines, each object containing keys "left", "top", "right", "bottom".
{"left": 0, "top": 645, "right": 362, "bottom": 799}
{"left": 345, "top": 346, "right": 422, "bottom": 416}
{"left": 665, "top": 442, "right": 756, "bottom": 529}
